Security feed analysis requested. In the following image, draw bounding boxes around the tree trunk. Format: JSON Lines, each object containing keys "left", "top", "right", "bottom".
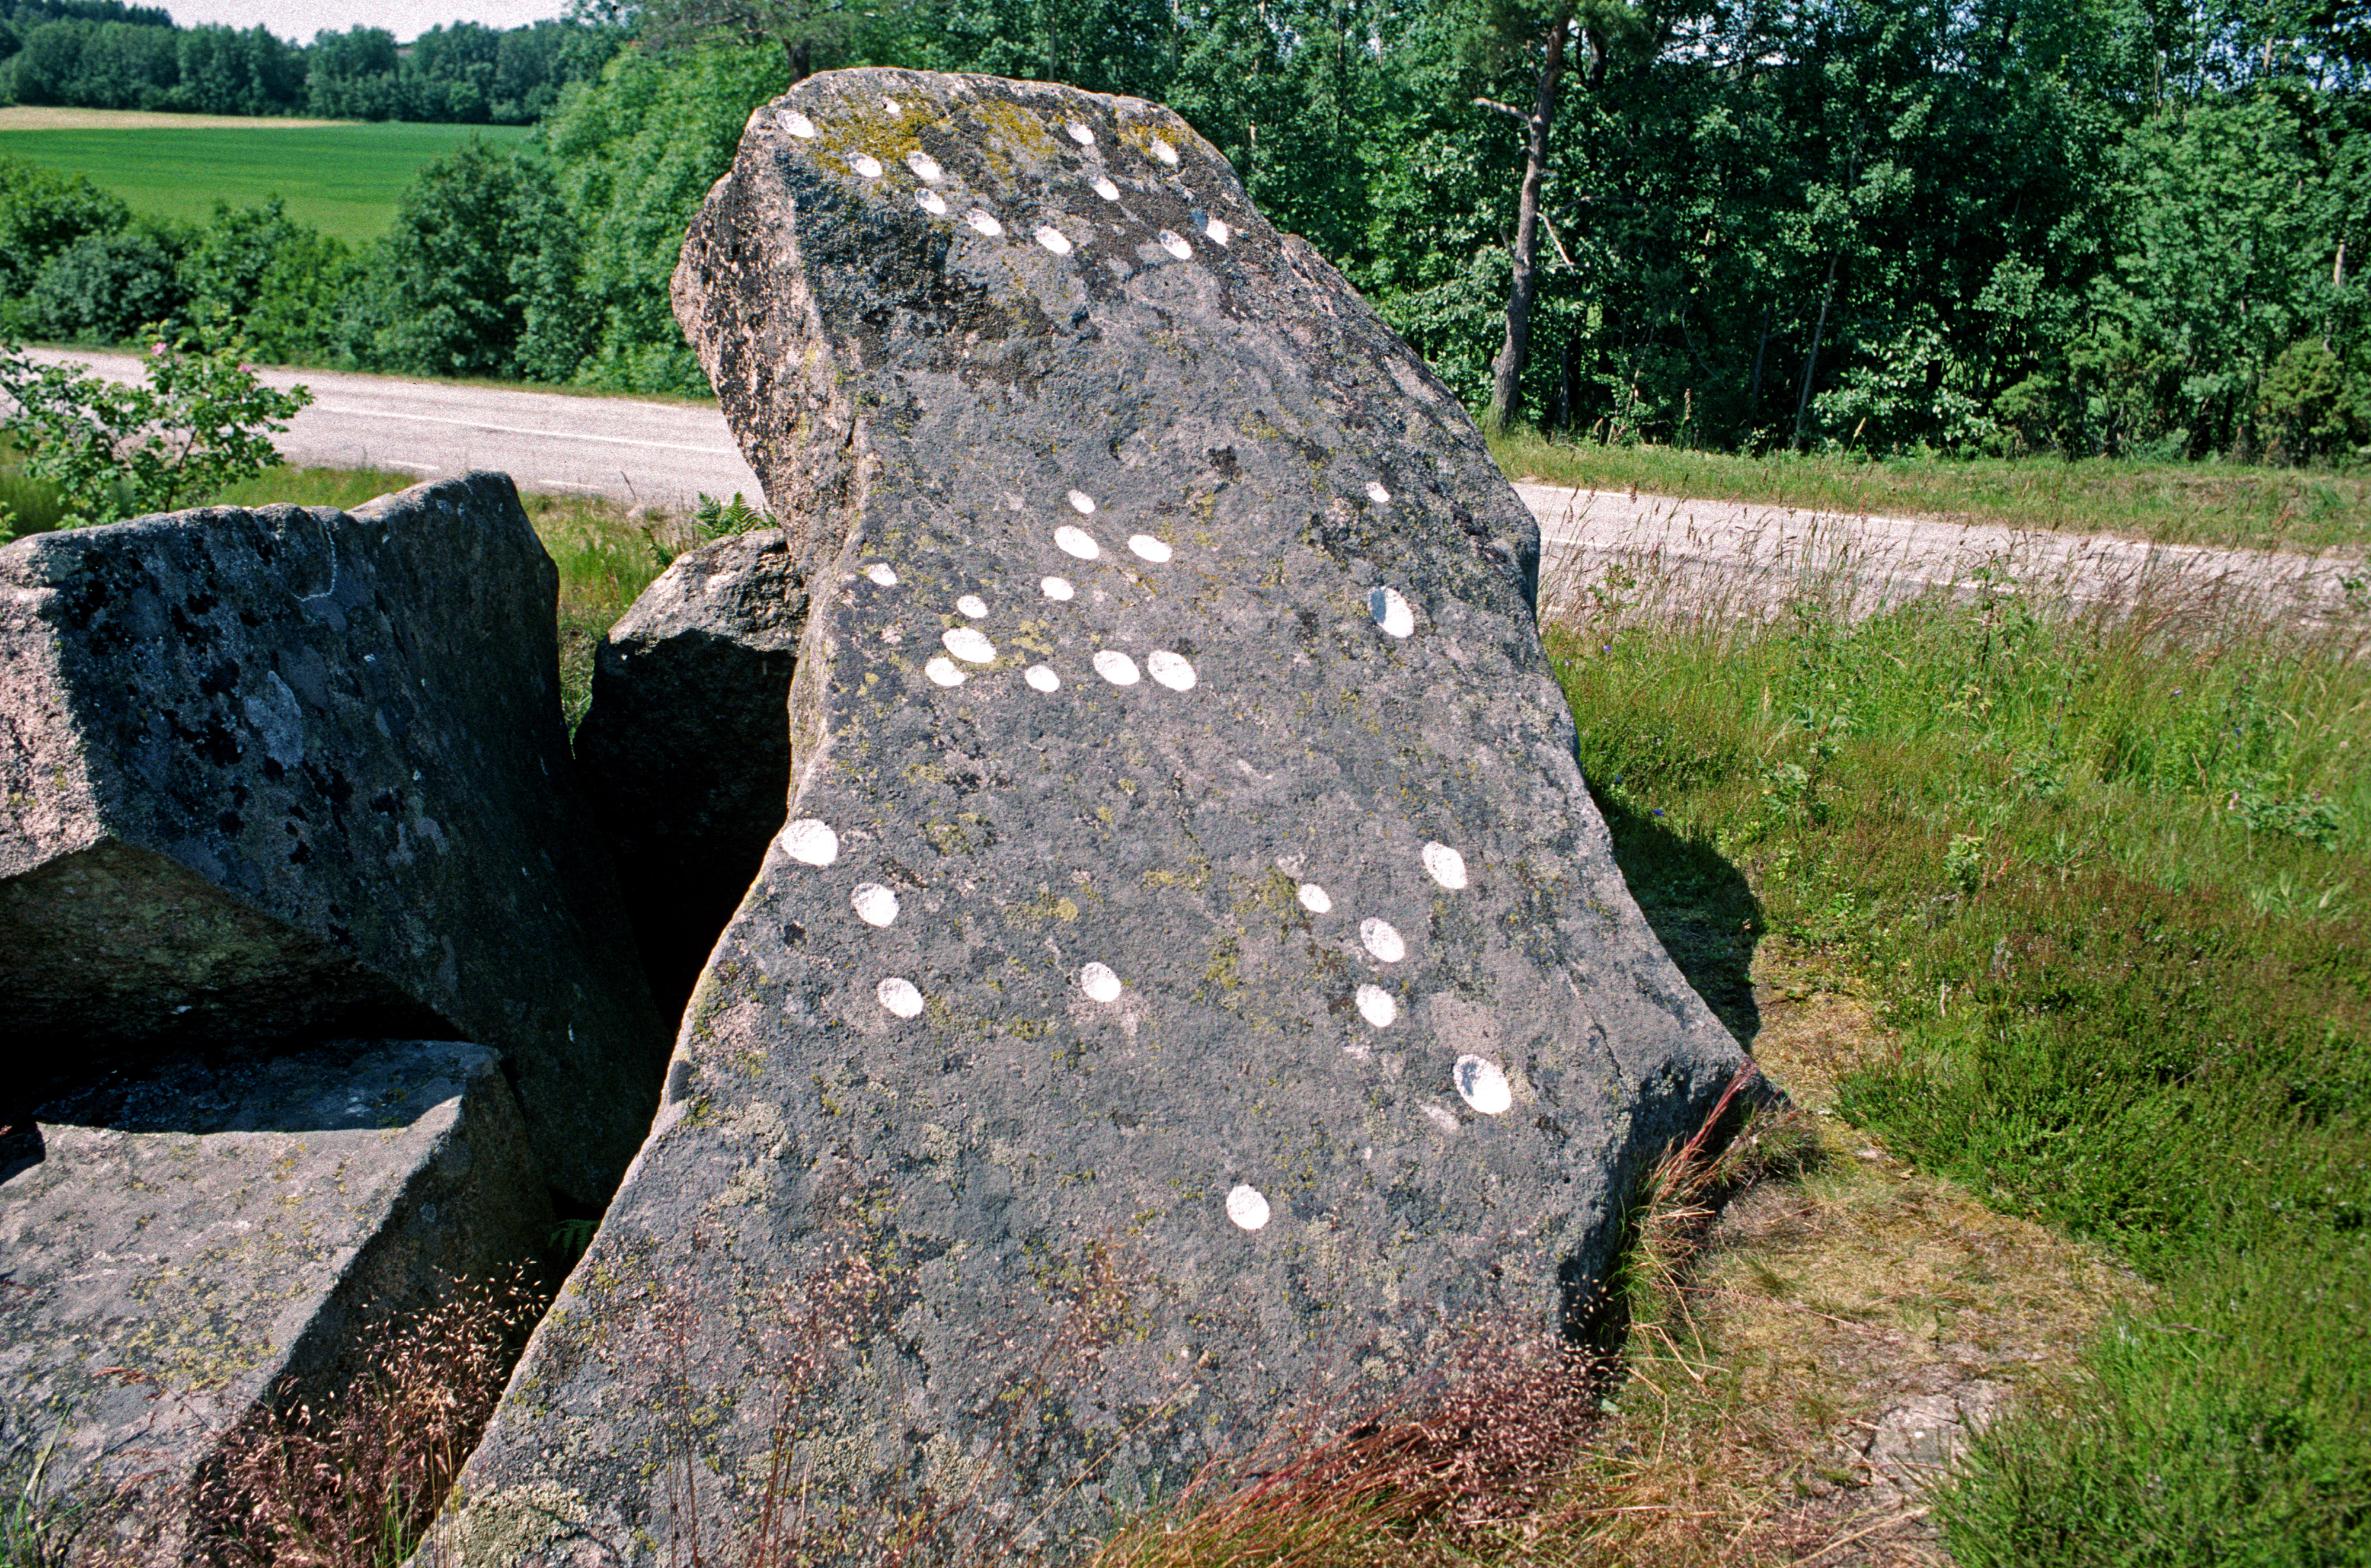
{"left": 1485, "top": 4, "right": 1573, "bottom": 433}
{"left": 1791, "top": 148, "right": 1859, "bottom": 453}
{"left": 1791, "top": 249, "right": 1840, "bottom": 453}
{"left": 1748, "top": 304, "right": 1771, "bottom": 425}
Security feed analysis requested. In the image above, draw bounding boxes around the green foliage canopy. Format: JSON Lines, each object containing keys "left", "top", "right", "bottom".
{"left": 0, "top": 0, "right": 2360, "bottom": 460}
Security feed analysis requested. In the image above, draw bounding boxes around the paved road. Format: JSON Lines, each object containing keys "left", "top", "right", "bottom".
{"left": 15, "top": 348, "right": 765, "bottom": 510}
{"left": 16, "top": 347, "right": 2359, "bottom": 631}
{"left": 1520, "top": 481, "right": 2362, "bottom": 632}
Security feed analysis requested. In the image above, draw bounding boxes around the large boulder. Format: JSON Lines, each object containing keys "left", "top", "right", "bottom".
{"left": 434, "top": 68, "right": 1752, "bottom": 1561}
{"left": 0, "top": 1039, "right": 549, "bottom": 1563}
{"left": 572, "top": 527, "right": 809, "bottom": 1011}
{"left": 0, "top": 475, "right": 670, "bottom": 1207}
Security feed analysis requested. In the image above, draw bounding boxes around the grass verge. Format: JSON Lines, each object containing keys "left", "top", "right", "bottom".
{"left": 1493, "top": 430, "right": 2371, "bottom": 555}
{"left": 1545, "top": 533, "right": 2370, "bottom": 1562}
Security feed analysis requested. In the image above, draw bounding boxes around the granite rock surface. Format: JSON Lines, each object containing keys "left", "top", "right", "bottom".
{"left": 0, "top": 474, "right": 670, "bottom": 1205}
{"left": 434, "top": 68, "right": 1754, "bottom": 1563}
{"left": 0, "top": 1039, "right": 549, "bottom": 1561}
{"left": 573, "top": 527, "right": 808, "bottom": 1011}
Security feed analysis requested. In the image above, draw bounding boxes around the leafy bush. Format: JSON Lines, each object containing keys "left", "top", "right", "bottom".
{"left": 0, "top": 155, "right": 127, "bottom": 306}
{"left": 0, "top": 324, "right": 311, "bottom": 526}
{"left": 28, "top": 222, "right": 187, "bottom": 344}
{"left": 362, "top": 138, "right": 584, "bottom": 382}
{"left": 536, "top": 41, "right": 793, "bottom": 396}
{"left": 177, "top": 199, "right": 358, "bottom": 364}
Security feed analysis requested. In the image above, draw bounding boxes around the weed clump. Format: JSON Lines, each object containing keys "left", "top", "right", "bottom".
{"left": 1548, "top": 531, "right": 2371, "bottom": 1563}
{"left": 193, "top": 1271, "right": 547, "bottom": 1568}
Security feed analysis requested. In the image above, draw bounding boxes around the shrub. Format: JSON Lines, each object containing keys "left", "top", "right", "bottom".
{"left": 362, "top": 138, "right": 584, "bottom": 382}
{"left": 179, "top": 200, "right": 358, "bottom": 365}
{"left": 28, "top": 223, "right": 188, "bottom": 344}
{"left": 0, "top": 324, "right": 311, "bottom": 526}
{"left": 0, "top": 155, "right": 129, "bottom": 306}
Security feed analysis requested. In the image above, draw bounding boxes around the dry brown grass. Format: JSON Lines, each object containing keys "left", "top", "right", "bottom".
{"left": 1565, "top": 942, "right": 2135, "bottom": 1568}
{"left": 1088, "top": 941, "right": 2135, "bottom": 1568}
{"left": 193, "top": 1272, "right": 548, "bottom": 1568}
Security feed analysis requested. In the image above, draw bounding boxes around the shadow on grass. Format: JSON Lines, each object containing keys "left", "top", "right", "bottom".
{"left": 1589, "top": 786, "right": 1764, "bottom": 1049}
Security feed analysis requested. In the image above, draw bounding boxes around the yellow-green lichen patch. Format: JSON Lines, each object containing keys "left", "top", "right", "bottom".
{"left": 433, "top": 1480, "right": 593, "bottom": 1565}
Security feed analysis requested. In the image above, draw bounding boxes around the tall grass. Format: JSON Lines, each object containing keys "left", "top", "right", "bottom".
{"left": 1494, "top": 430, "right": 2371, "bottom": 554}
{"left": 1545, "top": 535, "right": 2371, "bottom": 1563}
{"left": 195, "top": 1273, "right": 547, "bottom": 1568}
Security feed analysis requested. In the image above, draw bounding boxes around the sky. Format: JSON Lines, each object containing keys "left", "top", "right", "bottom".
{"left": 162, "top": 0, "right": 568, "bottom": 43}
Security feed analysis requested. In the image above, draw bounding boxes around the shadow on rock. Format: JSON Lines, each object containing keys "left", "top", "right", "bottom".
{"left": 1589, "top": 787, "right": 1765, "bottom": 1049}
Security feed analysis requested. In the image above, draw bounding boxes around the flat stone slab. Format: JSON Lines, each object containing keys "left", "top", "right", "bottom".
{"left": 573, "top": 527, "right": 808, "bottom": 1010}
{"left": 0, "top": 1039, "right": 550, "bottom": 1561}
{"left": 435, "top": 68, "right": 1752, "bottom": 1563}
{"left": 0, "top": 474, "right": 670, "bottom": 1206}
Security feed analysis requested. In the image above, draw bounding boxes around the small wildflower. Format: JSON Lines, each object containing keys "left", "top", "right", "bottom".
{"left": 151, "top": 341, "right": 167, "bottom": 356}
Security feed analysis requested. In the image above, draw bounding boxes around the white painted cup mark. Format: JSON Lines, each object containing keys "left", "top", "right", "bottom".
{"left": 1146, "top": 650, "right": 1197, "bottom": 691}
{"left": 1127, "top": 533, "right": 1172, "bottom": 562}
{"left": 1025, "top": 664, "right": 1060, "bottom": 692}
{"left": 1298, "top": 882, "right": 1333, "bottom": 914}
{"left": 781, "top": 110, "right": 816, "bottom": 138}
{"left": 956, "top": 594, "right": 988, "bottom": 619}
{"left": 1034, "top": 225, "right": 1073, "bottom": 255}
{"left": 1092, "top": 175, "right": 1120, "bottom": 201}
{"left": 966, "top": 207, "right": 1004, "bottom": 236}
{"left": 1356, "top": 984, "right": 1397, "bottom": 1028}
{"left": 1365, "top": 481, "right": 1391, "bottom": 504}
{"left": 1360, "top": 919, "right": 1406, "bottom": 963}
{"left": 1370, "top": 586, "right": 1415, "bottom": 639}
{"left": 882, "top": 95, "right": 902, "bottom": 114}
{"left": 916, "top": 190, "right": 948, "bottom": 216}
{"left": 941, "top": 626, "right": 996, "bottom": 663}
{"left": 1455, "top": 1054, "right": 1513, "bottom": 1115}
{"left": 865, "top": 562, "right": 899, "bottom": 586}
{"left": 1158, "top": 229, "right": 1191, "bottom": 260}
{"left": 778, "top": 818, "right": 839, "bottom": 866}
{"left": 877, "top": 977, "right": 924, "bottom": 1018}
{"left": 849, "top": 152, "right": 883, "bottom": 178}
{"left": 1068, "top": 120, "right": 1095, "bottom": 144}
{"left": 1204, "top": 216, "right": 1232, "bottom": 245}
{"left": 1080, "top": 961, "right": 1122, "bottom": 1003}
{"left": 1092, "top": 650, "right": 1140, "bottom": 686}
{"left": 1054, "top": 526, "right": 1099, "bottom": 559}
{"left": 1041, "top": 575, "right": 1076, "bottom": 600}
{"left": 925, "top": 655, "right": 966, "bottom": 687}
{"left": 1421, "top": 841, "right": 1468, "bottom": 889}
{"left": 905, "top": 150, "right": 942, "bottom": 182}
{"left": 1150, "top": 136, "right": 1178, "bottom": 165}
{"left": 1066, "top": 489, "right": 1097, "bottom": 514}
{"left": 852, "top": 883, "right": 900, "bottom": 926}
{"left": 1225, "top": 1183, "right": 1270, "bottom": 1231}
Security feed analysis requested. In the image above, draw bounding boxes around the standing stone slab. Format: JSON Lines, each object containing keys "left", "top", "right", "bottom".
{"left": 437, "top": 68, "right": 1752, "bottom": 1562}
{"left": 0, "top": 1040, "right": 549, "bottom": 1563}
{"left": 0, "top": 475, "right": 669, "bottom": 1206}
{"left": 573, "top": 527, "right": 809, "bottom": 1010}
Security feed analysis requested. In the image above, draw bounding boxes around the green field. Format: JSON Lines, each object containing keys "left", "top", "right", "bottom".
{"left": 0, "top": 120, "right": 535, "bottom": 243}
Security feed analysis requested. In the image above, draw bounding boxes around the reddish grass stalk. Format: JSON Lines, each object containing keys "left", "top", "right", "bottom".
{"left": 194, "top": 1271, "right": 545, "bottom": 1568}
